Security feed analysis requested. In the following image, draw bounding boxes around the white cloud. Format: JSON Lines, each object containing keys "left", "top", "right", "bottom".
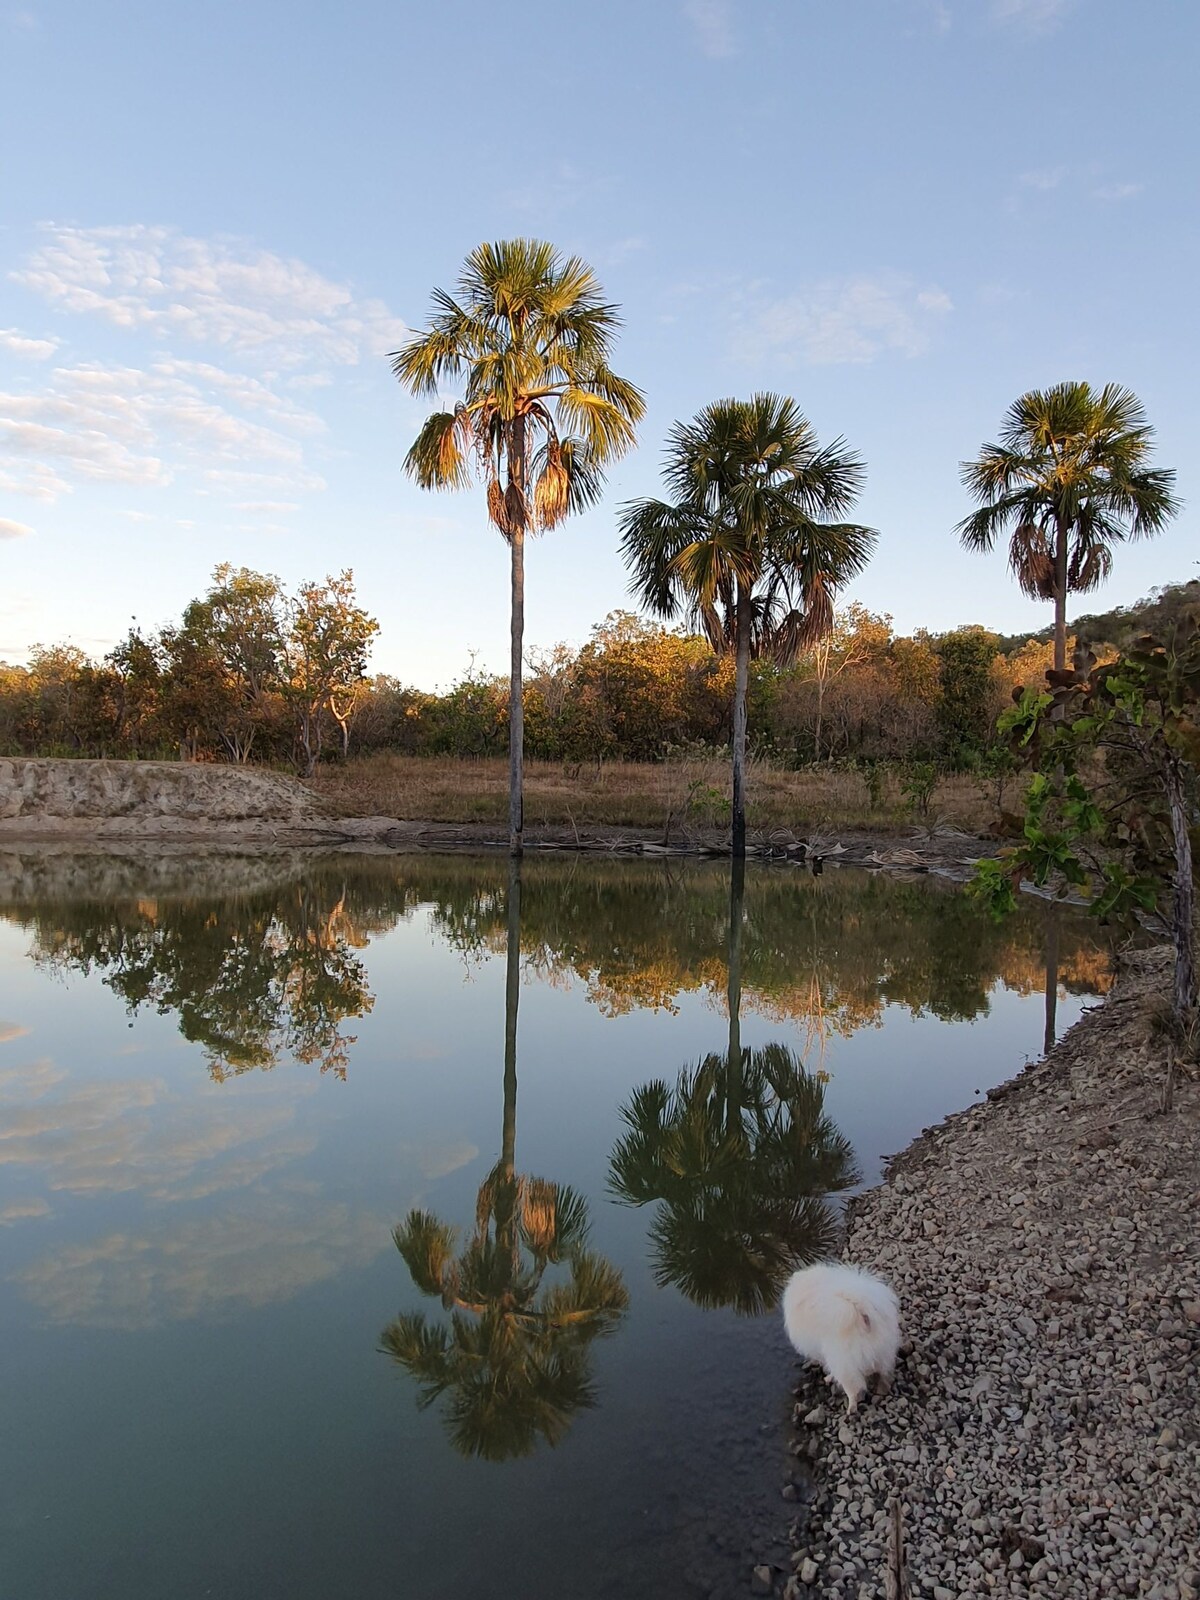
{"left": 736, "top": 274, "right": 953, "bottom": 366}
{"left": 1018, "top": 166, "right": 1068, "bottom": 192}
{"left": 0, "top": 359, "right": 325, "bottom": 503}
{"left": 0, "top": 327, "right": 58, "bottom": 360}
{"left": 991, "top": 0, "right": 1075, "bottom": 31}
{"left": 1093, "top": 181, "right": 1142, "bottom": 202}
{"left": 14, "top": 224, "right": 407, "bottom": 367}
{"left": 0, "top": 518, "right": 34, "bottom": 539}
{"left": 683, "top": 0, "right": 736, "bottom": 57}
{"left": 3, "top": 224, "right": 404, "bottom": 511}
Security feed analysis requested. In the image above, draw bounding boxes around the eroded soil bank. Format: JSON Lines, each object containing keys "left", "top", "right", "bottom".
{"left": 0, "top": 759, "right": 991, "bottom": 873}
{"left": 774, "top": 947, "right": 1199, "bottom": 1600}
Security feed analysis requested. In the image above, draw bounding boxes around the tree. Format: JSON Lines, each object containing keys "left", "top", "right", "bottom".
{"left": 393, "top": 239, "right": 644, "bottom": 855}
{"left": 957, "top": 383, "right": 1180, "bottom": 677}
{"left": 180, "top": 565, "right": 287, "bottom": 763}
{"left": 619, "top": 394, "right": 876, "bottom": 855}
{"left": 974, "top": 617, "right": 1200, "bottom": 1041}
{"left": 284, "top": 570, "right": 379, "bottom": 775}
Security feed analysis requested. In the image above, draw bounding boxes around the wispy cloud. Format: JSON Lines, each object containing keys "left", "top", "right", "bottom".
{"left": 1, "top": 223, "right": 403, "bottom": 509}
{"left": 0, "top": 517, "right": 34, "bottom": 539}
{"left": 991, "top": 0, "right": 1075, "bottom": 32}
{"left": 1017, "top": 166, "right": 1068, "bottom": 192}
{"left": 1093, "top": 181, "right": 1143, "bottom": 202}
{"left": 682, "top": 0, "right": 735, "bottom": 58}
{"left": 0, "top": 327, "right": 59, "bottom": 360}
{"left": 14, "top": 224, "right": 406, "bottom": 366}
{"left": 735, "top": 273, "right": 953, "bottom": 366}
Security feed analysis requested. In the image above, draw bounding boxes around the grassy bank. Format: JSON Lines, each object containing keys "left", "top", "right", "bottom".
{"left": 306, "top": 753, "right": 998, "bottom": 835}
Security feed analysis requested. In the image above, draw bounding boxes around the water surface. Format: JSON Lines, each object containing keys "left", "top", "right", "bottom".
{"left": 0, "top": 850, "right": 1109, "bottom": 1599}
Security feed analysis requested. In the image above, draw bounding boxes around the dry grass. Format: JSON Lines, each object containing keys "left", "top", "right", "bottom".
{"left": 307, "top": 754, "right": 998, "bottom": 836}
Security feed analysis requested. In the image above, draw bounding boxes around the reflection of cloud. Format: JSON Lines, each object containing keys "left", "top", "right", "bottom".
{"left": 0, "top": 1067, "right": 314, "bottom": 1200}
{"left": 15, "top": 1203, "right": 390, "bottom": 1328}
{"left": 0, "top": 1021, "right": 32, "bottom": 1044}
{"left": 0, "top": 1056, "right": 66, "bottom": 1100}
{"left": 400, "top": 1139, "right": 479, "bottom": 1182}
{"left": 0, "top": 1197, "right": 52, "bottom": 1225}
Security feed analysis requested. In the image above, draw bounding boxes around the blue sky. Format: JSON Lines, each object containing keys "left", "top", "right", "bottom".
{"left": 1, "top": 0, "right": 1195, "bottom": 687}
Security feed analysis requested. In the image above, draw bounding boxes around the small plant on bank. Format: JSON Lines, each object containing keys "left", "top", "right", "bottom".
{"left": 859, "top": 758, "right": 891, "bottom": 812}
{"left": 971, "top": 617, "right": 1200, "bottom": 1045}
{"left": 901, "top": 761, "right": 938, "bottom": 818}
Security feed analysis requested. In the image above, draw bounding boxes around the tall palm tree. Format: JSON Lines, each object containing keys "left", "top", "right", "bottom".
{"left": 392, "top": 240, "right": 644, "bottom": 855}
{"left": 380, "top": 858, "right": 628, "bottom": 1459}
{"left": 619, "top": 394, "right": 876, "bottom": 856}
{"left": 957, "top": 383, "right": 1180, "bottom": 676}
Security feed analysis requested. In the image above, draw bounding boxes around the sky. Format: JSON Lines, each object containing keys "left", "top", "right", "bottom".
{"left": 1, "top": 0, "right": 1196, "bottom": 688}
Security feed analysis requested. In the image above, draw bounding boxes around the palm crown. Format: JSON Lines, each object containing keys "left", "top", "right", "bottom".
{"left": 393, "top": 239, "right": 644, "bottom": 538}
{"left": 957, "top": 382, "right": 1179, "bottom": 670}
{"left": 619, "top": 393, "right": 876, "bottom": 852}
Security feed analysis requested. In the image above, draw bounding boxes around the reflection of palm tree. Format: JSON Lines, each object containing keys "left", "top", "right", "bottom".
{"left": 381, "top": 859, "right": 629, "bottom": 1461}
{"left": 609, "top": 1042, "right": 857, "bottom": 1315}
{"left": 610, "top": 862, "right": 858, "bottom": 1315}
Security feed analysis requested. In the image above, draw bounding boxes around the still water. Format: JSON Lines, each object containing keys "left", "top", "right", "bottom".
{"left": 0, "top": 850, "right": 1109, "bottom": 1600}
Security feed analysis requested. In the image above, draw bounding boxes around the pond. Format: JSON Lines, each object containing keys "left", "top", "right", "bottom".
{"left": 0, "top": 849, "right": 1110, "bottom": 1600}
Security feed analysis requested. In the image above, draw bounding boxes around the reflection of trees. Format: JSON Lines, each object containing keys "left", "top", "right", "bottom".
{"left": 1, "top": 851, "right": 1109, "bottom": 1078}
{"left": 412, "top": 854, "right": 1111, "bottom": 1033}
{"left": 7, "top": 875, "right": 377, "bottom": 1080}
{"left": 380, "top": 861, "right": 628, "bottom": 1461}
{"left": 609, "top": 864, "right": 859, "bottom": 1315}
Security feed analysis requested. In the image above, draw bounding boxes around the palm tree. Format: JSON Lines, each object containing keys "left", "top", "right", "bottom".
{"left": 608, "top": 1040, "right": 858, "bottom": 1315}
{"left": 392, "top": 240, "right": 645, "bottom": 855}
{"left": 380, "top": 858, "right": 628, "bottom": 1459}
{"left": 957, "top": 383, "right": 1180, "bottom": 677}
{"left": 619, "top": 394, "right": 876, "bottom": 856}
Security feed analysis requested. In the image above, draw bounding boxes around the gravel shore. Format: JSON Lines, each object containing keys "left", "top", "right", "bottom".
{"left": 776, "top": 945, "right": 1200, "bottom": 1600}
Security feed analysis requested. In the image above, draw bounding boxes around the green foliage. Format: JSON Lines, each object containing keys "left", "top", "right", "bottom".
{"left": 972, "top": 613, "right": 1200, "bottom": 1033}
{"left": 901, "top": 761, "right": 938, "bottom": 817}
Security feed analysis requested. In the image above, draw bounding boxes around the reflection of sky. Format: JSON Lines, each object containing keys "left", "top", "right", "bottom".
{"left": 0, "top": 898, "right": 1088, "bottom": 1323}
{"left": 0, "top": 875, "right": 1097, "bottom": 1600}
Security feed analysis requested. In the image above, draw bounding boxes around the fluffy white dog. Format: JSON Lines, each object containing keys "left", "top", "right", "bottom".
{"left": 782, "top": 1262, "right": 901, "bottom": 1412}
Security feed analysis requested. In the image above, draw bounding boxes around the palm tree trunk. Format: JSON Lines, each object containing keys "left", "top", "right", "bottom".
{"left": 1053, "top": 513, "right": 1069, "bottom": 676}
{"left": 731, "top": 583, "right": 751, "bottom": 858}
{"left": 508, "top": 419, "right": 528, "bottom": 856}
{"left": 502, "top": 855, "right": 522, "bottom": 1175}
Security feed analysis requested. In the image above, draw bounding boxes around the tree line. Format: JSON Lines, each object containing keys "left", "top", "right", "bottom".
{"left": 0, "top": 563, "right": 378, "bottom": 775}
{"left": 4, "top": 577, "right": 1198, "bottom": 776}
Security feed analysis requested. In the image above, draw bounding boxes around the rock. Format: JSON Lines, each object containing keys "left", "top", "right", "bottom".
{"left": 751, "top": 1565, "right": 773, "bottom": 1595}
{"left": 799, "top": 1557, "right": 819, "bottom": 1584}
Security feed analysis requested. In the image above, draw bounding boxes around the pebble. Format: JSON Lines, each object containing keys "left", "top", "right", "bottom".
{"left": 767, "top": 948, "right": 1200, "bottom": 1600}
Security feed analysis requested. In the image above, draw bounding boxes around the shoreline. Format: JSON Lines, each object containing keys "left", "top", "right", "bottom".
{"left": 772, "top": 945, "right": 1199, "bottom": 1599}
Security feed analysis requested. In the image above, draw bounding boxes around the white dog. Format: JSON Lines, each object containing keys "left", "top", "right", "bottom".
{"left": 782, "top": 1262, "right": 901, "bottom": 1412}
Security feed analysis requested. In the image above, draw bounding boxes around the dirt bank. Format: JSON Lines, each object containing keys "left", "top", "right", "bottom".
{"left": 775, "top": 947, "right": 1199, "bottom": 1599}
{"left": 0, "top": 758, "right": 420, "bottom": 844}
{"left": 0, "top": 759, "right": 993, "bottom": 873}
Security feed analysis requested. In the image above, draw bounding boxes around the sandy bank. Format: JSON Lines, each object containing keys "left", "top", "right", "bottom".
{"left": 0, "top": 759, "right": 992, "bottom": 873}
{"left": 774, "top": 947, "right": 1199, "bottom": 1599}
